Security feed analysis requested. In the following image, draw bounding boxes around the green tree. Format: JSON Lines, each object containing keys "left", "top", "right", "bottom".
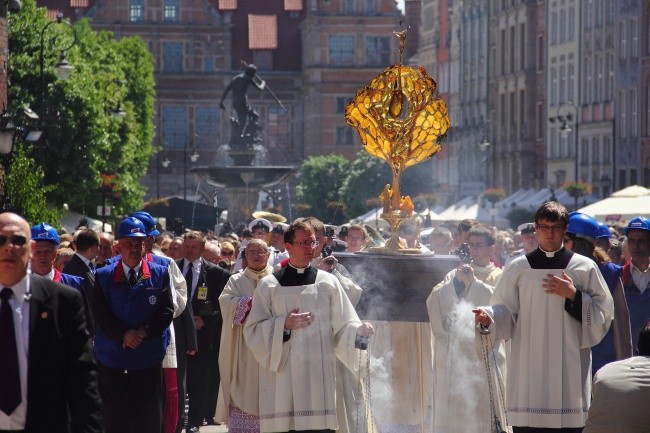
{"left": 340, "top": 152, "right": 390, "bottom": 220}
{"left": 6, "top": 0, "right": 155, "bottom": 221}
{"left": 340, "top": 151, "right": 436, "bottom": 220}
{"left": 295, "top": 155, "right": 350, "bottom": 225}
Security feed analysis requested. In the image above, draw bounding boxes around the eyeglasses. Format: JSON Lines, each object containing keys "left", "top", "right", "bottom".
{"left": 290, "top": 239, "right": 319, "bottom": 248}
{"left": 468, "top": 242, "right": 488, "bottom": 249}
{"left": 536, "top": 224, "right": 565, "bottom": 233}
{"left": 221, "top": 250, "right": 234, "bottom": 257}
{"left": 0, "top": 235, "right": 28, "bottom": 247}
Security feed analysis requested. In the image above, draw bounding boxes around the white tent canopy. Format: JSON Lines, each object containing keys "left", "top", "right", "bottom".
{"left": 430, "top": 196, "right": 510, "bottom": 229}
{"left": 60, "top": 210, "right": 112, "bottom": 234}
{"left": 578, "top": 185, "right": 650, "bottom": 223}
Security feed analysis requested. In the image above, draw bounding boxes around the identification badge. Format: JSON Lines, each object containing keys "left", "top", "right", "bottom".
{"left": 197, "top": 285, "right": 208, "bottom": 300}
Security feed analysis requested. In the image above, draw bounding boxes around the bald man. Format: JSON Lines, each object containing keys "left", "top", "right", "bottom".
{"left": 0, "top": 212, "right": 101, "bottom": 432}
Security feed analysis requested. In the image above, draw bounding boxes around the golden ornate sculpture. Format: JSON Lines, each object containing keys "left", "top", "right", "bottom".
{"left": 345, "top": 27, "right": 450, "bottom": 253}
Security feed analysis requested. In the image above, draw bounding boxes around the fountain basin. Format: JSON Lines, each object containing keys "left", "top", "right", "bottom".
{"left": 192, "top": 166, "right": 294, "bottom": 188}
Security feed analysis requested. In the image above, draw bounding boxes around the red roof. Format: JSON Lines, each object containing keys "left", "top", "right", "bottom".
{"left": 248, "top": 14, "right": 278, "bottom": 50}
{"left": 284, "top": 0, "right": 302, "bottom": 11}
{"left": 218, "top": 0, "right": 237, "bottom": 10}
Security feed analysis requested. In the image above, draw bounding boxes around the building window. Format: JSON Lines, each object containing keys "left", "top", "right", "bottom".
{"left": 619, "top": 90, "right": 626, "bottom": 138}
{"left": 595, "top": 54, "right": 602, "bottom": 101}
{"left": 630, "top": 88, "right": 638, "bottom": 136}
{"left": 366, "top": 36, "right": 391, "bottom": 67}
{"left": 252, "top": 50, "right": 273, "bottom": 70}
{"left": 619, "top": 20, "right": 626, "bottom": 60}
{"left": 162, "top": 42, "right": 183, "bottom": 73}
{"left": 204, "top": 57, "right": 215, "bottom": 73}
{"left": 162, "top": 106, "right": 187, "bottom": 149}
{"left": 336, "top": 97, "right": 348, "bottom": 114}
{"left": 195, "top": 107, "right": 219, "bottom": 148}
{"left": 551, "top": 12, "right": 558, "bottom": 45}
{"left": 568, "top": 7, "right": 575, "bottom": 41}
{"left": 163, "top": 0, "right": 179, "bottom": 22}
{"left": 268, "top": 106, "right": 290, "bottom": 148}
{"left": 568, "top": 63, "right": 575, "bottom": 101}
{"left": 537, "top": 34, "right": 545, "bottom": 71}
{"left": 329, "top": 36, "right": 355, "bottom": 67}
{"left": 559, "top": 9, "right": 566, "bottom": 43}
{"left": 336, "top": 126, "right": 353, "bottom": 146}
{"left": 345, "top": 0, "right": 355, "bottom": 13}
{"left": 630, "top": 18, "right": 638, "bottom": 59}
{"left": 550, "top": 67, "right": 557, "bottom": 106}
{"left": 581, "top": 138, "right": 589, "bottom": 164}
{"left": 519, "top": 23, "right": 526, "bottom": 71}
{"left": 536, "top": 102, "right": 544, "bottom": 140}
{"left": 365, "top": 0, "right": 374, "bottom": 14}
{"left": 129, "top": 0, "right": 144, "bottom": 22}
{"left": 559, "top": 65, "right": 566, "bottom": 103}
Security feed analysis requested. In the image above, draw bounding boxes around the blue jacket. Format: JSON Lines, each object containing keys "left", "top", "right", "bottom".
{"left": 93, "top": 258, "right": 173, "bottom": 370}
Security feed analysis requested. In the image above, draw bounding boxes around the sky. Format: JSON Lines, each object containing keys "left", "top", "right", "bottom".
{"left": 397, "top": 0, "right": 405, "bottom": 14}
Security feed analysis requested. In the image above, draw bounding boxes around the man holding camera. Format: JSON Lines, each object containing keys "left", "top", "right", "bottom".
{"left": 426, "top": 224, "right": 506, "bottom": 433}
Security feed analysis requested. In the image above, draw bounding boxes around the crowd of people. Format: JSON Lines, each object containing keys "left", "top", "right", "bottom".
{"left": 0, "top": 200, "right": 649, "bottom": 433}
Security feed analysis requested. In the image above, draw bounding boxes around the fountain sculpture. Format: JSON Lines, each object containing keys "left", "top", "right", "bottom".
{"left": 192, "top": 63, "right": 293, "bottom": 224}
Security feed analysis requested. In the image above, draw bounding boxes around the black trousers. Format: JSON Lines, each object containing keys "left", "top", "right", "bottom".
{"left": 203, "top": 322, "right": 222, "bottom": 421}
{"left": 186, "top": 350, "right": 210, "bottom": 427}
{"left": 513, "top": 428, "right": 583, "bottom": 433}
{"left": 97, "top": 362, "right": 163, "bottom": 433}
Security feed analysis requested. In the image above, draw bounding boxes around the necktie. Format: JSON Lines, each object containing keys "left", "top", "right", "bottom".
{"left": 0, "top": 288, "right": 21, "bottom": 415}
{"left": 185, "top": 264, "right": 194, "bottom": 297}
{"left": 128, "top": 268, "right": 137, "bottom": 286}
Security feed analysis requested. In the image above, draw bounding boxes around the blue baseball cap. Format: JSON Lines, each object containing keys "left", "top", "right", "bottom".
{"left": 31, "top": 222, "right": 60, "bottom": 246}
{"left": 130, "top": 211, "right": 160, "bottom": 236}
{"left": 116, "top": 217, "right": 147, "bottom": 239}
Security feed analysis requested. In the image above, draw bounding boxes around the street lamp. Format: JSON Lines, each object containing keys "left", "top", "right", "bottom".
{"left": 39, "top": 12, "right": 78, "bottom": 129}
{"left": 477, "top": 119, "right": 492, "bottom": 189}
{"left": 549, "top": 101, "right": 579, "bottom": 183}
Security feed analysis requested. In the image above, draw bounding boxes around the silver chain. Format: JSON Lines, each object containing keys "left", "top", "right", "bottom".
{"left": 479, "top": 329, "right": 507, "bottom": 433}
{"left": 355, "top": 339, "right": 373, "bottom": 433}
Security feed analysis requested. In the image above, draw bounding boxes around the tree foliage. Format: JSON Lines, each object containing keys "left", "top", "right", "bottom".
{"left": 294, "top": 155, "right": 350, "bottom": 225}
{"left": 6, "top": 0, "right": 156, "bottom": 221}
{"left": 295, "top": 150, "right": 438, "bottom": 224}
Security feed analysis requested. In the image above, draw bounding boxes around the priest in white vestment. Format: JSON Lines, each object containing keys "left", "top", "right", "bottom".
{"left": 244, "top": 221, "right": 374, "bottom": 433}
{"left": 427, "top": 225, "right": 508, "bottom": 433}
{"left": 217, "top": 239, "right": 273, "bottom": 432}
{"left": 475, "top": 202, "right": 614, "bottom": 432}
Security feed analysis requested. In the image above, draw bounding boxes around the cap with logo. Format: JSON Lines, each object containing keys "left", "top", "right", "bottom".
{"left": 116, "top": 217, "right": 147, "bottom": 239}
{"left": 31, "top": 222, "right": 60, "bottom": 246}
{"left": 249, "top": 218, "right": 272, "bottom": 233}
{"left": 518, "top": 222, "right": 535, "bottom": 235}
{"left": 271, "top": 222, "right": 289, "bottom": 235}
{"left": 130, "top": 211, "right": 160, "bottom": 237}
{"left": 624, "top": 216, "right": 650, "bottom": 235}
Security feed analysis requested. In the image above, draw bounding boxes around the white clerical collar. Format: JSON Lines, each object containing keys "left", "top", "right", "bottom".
{"left": 538, "top": 246, "right": 563, "bottom": 258}
{"left": 288, "top": 263, "right": 310, "bottom": 274}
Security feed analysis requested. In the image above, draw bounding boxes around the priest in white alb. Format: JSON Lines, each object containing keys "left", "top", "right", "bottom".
{"left": 244, "top": 221, "right": 374, "bottom": 433}
{"left": 217, "top": 239, "right": 273, "bottom": 432}
{"left": 474, "top": 202, "right": 614, "bottom": 433}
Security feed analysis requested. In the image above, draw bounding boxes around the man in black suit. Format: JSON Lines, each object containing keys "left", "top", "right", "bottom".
{"left": 177, "top": 230, "right": 230, "bottom": 433}
{"left": 62, "top": 227, "right": 100, "bottom": 332}
{"left": 0, "top": 212, "right": 102, "bottom": 432}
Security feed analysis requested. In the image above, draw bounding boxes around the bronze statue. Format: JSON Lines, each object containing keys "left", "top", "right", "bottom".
{"left": 220, "top": 64, "right": 266, "bottom": 144}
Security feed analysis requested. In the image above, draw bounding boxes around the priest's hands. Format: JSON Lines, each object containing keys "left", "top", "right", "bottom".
{"left": 284, "top": 308, "right": 314, "bottom": 330}
{"left": 472, "top": 308, "right": 493, "bottom": 327}
{"left": 542, "top": 272, "right": 577, "bottom": 300}
{"left": 456, "top": 264, "right": 475, "bottom": 287}
{"left": 357, "top": 322, "right": 374, "bottom": 337}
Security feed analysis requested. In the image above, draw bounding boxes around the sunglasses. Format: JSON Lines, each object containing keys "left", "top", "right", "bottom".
{"left": 0, "top": 234, "right": 28, "bottom": 247}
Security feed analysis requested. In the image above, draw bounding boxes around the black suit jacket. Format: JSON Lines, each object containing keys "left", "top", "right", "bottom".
{"left": 25, "top": 275, "right": 103, "bottom": 433}
{"left": 176, "top": 258, "right": 230, "bottom": 350}
{"left": 61, "top": 253, "right": 96, "bottom": 334}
